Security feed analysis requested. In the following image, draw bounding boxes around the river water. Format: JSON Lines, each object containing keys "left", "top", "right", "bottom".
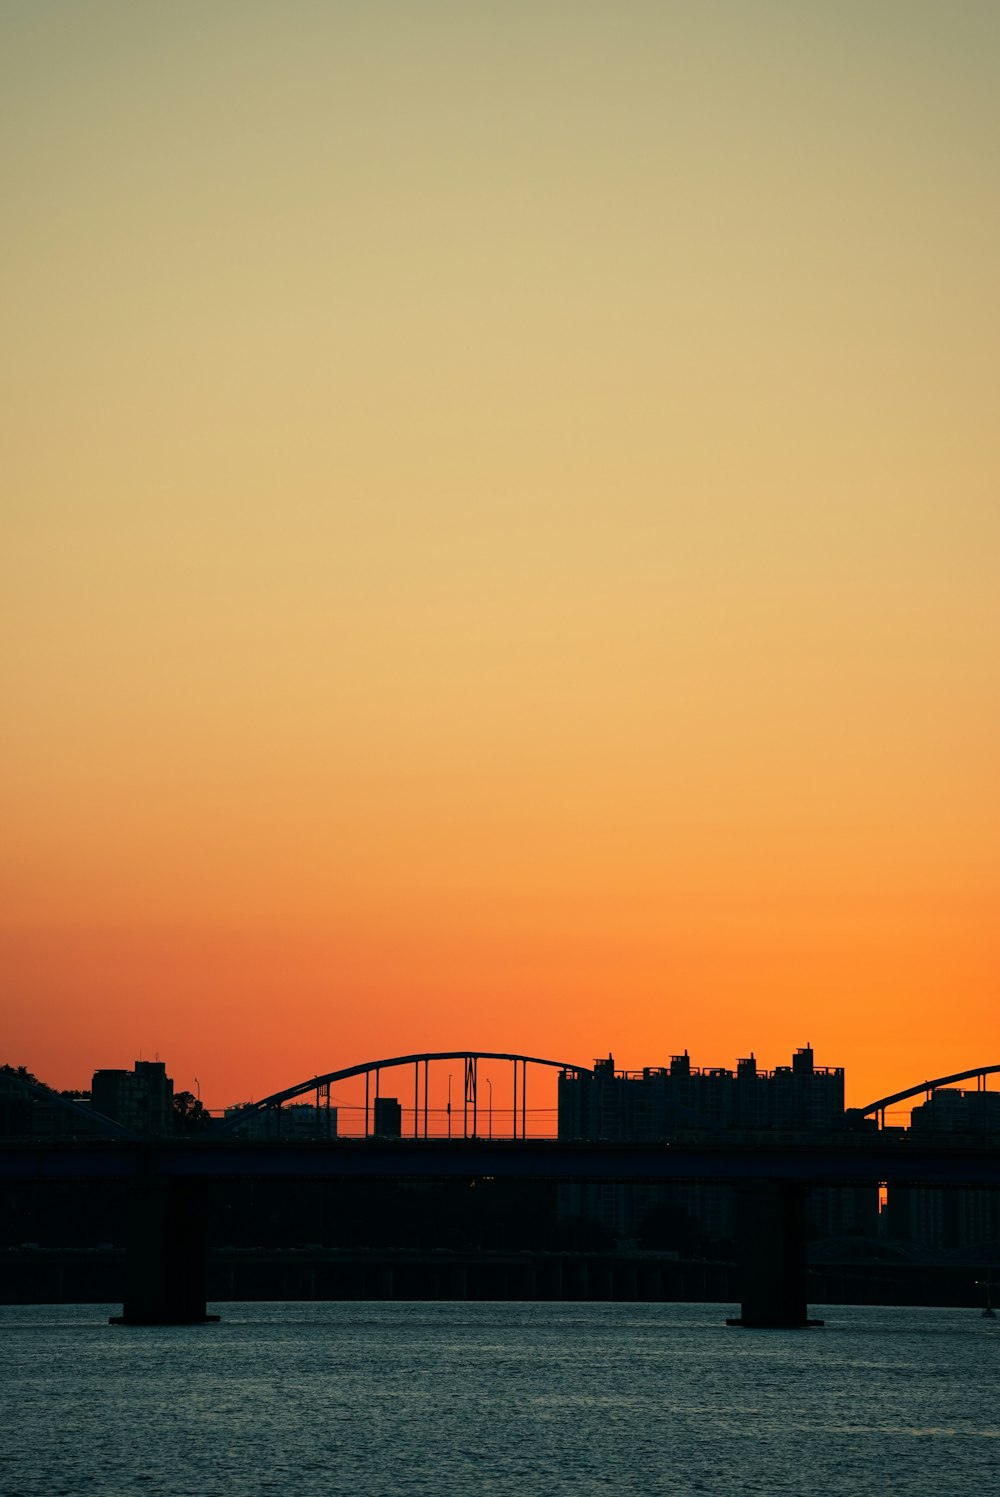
{"left": 2, "top": 1301, "right": 997, "bottom": 1495}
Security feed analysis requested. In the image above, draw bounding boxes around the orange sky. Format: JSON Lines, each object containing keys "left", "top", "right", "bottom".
{"left": 2, "top": 3, "right": 998, "bottom": 1115}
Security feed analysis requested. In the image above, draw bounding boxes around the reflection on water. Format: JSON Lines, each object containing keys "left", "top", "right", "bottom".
{"left": 1, "top": 1302, "right": 997, "bottom": 1496}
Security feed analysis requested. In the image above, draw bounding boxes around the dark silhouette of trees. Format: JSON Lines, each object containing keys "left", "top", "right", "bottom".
{"left": 1, "top": 1065, "right": 88, "bottom": 1100}
{"left": 173, "top": 1090, "right": 209, "bottom": 1134}
{"left": 1, "top": 1064, "right": 43, "bottom": 1086}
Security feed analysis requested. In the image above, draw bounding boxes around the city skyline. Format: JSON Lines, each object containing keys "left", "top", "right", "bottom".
{"left": 3, "top": 4, "right": 999, "bottom": 1115}
{"left": 7, "top": 1041, "right": 999, "bottom": 1132}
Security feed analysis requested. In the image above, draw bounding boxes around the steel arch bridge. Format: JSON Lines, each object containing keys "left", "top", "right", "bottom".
{"left": 858, "top": 1063, "right": 1000, "bottom": 1128}
{"left": 220, "top": 1051, "right": 594, "bottom": 1140}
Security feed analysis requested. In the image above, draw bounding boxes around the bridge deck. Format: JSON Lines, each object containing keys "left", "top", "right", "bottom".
{"left": 3, "top": 1136, "right": 999, "bottom": 1187}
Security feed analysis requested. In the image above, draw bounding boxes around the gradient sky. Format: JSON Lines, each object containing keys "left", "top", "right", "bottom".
{"left": 3, "top": 1, "right": 998, "bottom": 1114}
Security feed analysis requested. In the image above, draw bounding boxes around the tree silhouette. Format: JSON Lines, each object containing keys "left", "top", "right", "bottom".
{"left": 173, "top": 1091, "right": 209, "bottom": 1134}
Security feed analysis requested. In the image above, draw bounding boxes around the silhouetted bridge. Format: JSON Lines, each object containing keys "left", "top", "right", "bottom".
{"left": 3, "top": 1050, "right": 998, "bottom": 1329}
{"left": 7, "top": 1134, "right": 1000, "bottom": 1187}
{"left": 4, "top": 1133, "right": 999, "bottom": 1330}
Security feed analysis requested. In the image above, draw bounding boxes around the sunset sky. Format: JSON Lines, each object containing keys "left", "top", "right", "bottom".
{"left": 3, "top": 1, "right": 998, "bottom": 1116}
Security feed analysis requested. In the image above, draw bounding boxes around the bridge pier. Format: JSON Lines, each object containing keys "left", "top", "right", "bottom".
{"left": 110, "top": 1175, "right": 218, "bottom": 1325}
{"left": 727, "top": 1181, "right": 823, "bottom": 1329}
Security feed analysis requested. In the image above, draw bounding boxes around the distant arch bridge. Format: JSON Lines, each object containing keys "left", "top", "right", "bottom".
{"left": 220, "top": 1051, "right": 595, "bottom": 1140}
{"left": 858, "top": 1064, "right": 1000, "bottom": 1128}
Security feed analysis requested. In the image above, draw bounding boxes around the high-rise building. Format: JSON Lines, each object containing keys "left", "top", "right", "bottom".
{"left": 558, "top": 1045, "right": 844, "bottom": 1142}
{"left": 557, "top": 1046, "right": 873, "bottom": 1243}
{"left": 91, "top": 1060, "right": 174, "bottom": 1136}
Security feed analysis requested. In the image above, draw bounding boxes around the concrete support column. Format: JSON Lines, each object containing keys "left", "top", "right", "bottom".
{"left": 728, "top": 1181, "right": 822, "bottom": 1328}
{"left": 111, "top": 1176, "right": 218, "bottom": 1325}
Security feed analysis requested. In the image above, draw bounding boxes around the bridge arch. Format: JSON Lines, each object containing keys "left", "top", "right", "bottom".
{"left": 220, "top": 1050, "right": 594, "bottom": 1139}
{"left": 858, "top": 1064, "right": 1000, "bottom": 1127}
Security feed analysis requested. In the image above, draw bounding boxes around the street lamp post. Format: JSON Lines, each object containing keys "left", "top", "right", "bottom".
{"left": 486, "top": 1077, "right": 492, "bottom": 1139}
{"left": 447, "top": 1073, "right": 452, "bottom": 1139}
